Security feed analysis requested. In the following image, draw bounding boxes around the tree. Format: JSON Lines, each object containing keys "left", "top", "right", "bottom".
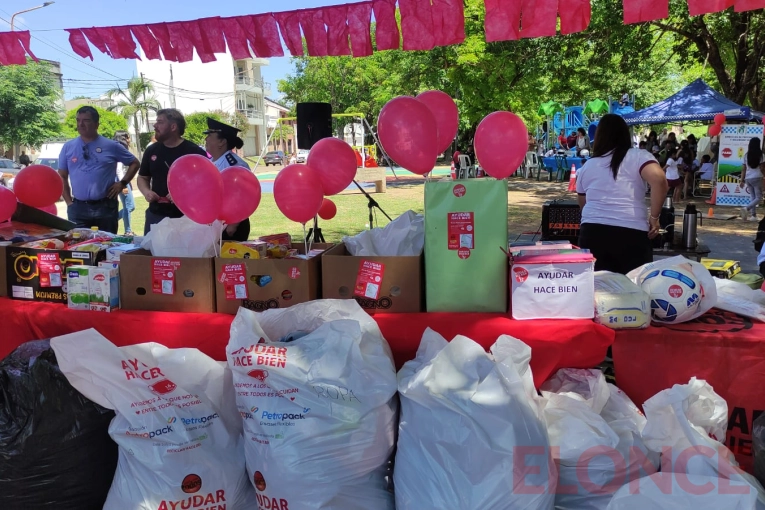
{"left": 268, "top": 122, "right": 294, "bottom": 152}
{"left": 0, "top": 60, "right": 61, "bottom": 158}
{"left": 183, "top": 110, "right": 251, "bottom": 146}
{"left": 61, "top": 106, "right": 128, "bottom": 140}
{"left": 106, "top": 77, "right": 161, "bottom": 159}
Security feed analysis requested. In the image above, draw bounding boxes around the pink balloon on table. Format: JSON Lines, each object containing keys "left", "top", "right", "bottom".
{"left": 708, "top": 124, "right": 721, "bottom": 137}
{"left": 167, "top": 154, "right": 223, "bottom": 224}
{"left": 13, "top": 164, "right": 63, "bottom": 208}
{"left": 37, "top": 204, "right": 58, "bottom": 215}
{"left": 273, "top": 164, "right": 324, "bottom": 224}
{"left": 307, "top": 138, "right": 358, "bottom": 196}
{"left": 474, "top": 111, "right": 528, "bottom": 179}
{"left": 714, "top": 113, "right": 726, "bottom": 125}
{"left": 218, "top": 166, "right": 262, "bottom": 224}
{"left": 0, "top": 185, "right": 16, "bottom": 223}
{"left": 416, "top": 90, "right": 459, "bottom": 154}
{"left": 377, "top": 96, "right": 438, "bottom": 175}
{"left": 317, "top": 198, "right": 337, "bottom": 220}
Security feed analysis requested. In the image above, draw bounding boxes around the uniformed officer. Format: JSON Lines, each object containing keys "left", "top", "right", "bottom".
{"left": 204, "top": 118, "right": 252, "bottom": 241}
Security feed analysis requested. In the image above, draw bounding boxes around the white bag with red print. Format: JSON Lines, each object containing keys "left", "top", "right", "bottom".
{"left": 51, "top": 329, "right": 252, "bottom": 510}
{"left": 227, "top": 300, "right": 398, "bottom": 510}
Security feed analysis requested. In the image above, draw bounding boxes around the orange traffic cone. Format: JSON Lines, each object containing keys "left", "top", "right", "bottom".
{"left": 568, "top": 164, "right": 577, "bottom": 192}
{"left": 706, "top": 187, "right": 716, "bottom": 205}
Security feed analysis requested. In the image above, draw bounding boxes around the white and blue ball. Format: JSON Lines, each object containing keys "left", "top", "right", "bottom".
{"left": 640, "top": 266, "right": 702, "bottom": 323}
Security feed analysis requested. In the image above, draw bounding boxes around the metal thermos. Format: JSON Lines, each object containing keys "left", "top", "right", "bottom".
{"left": 682, "top": 203, "right": 702, "bottom": 249}
{"left": 654, "top": 196, "right": 675, "bottom": 248}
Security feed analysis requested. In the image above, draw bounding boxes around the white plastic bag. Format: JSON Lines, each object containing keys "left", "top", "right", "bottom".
{"left": 394, "top": 328, "right": 555, "bottom": 510}
{"left": 627, "top": 256, "right": 717, "bottom": 323}
{"left": 594, "top": 271, "right": 651, "bottom": 329}
{"left": 714, "top": 278, "right": 765, "bottom": 322}
{"left": 50, "top": 329, "right": 252, "bottom": 510}
{"left": 141, "top": 216, "right": 224, "bottom": 257}
{"left": 343, "top": 210, "right": 424, "bottom": 256}
{"left": 541, "top": 369, "right": 658, "bottom": 509}
{"left": 227, "top": 300, "right": 397, "bottom": 510}
{"left": 641, "top": 377, "right": 765, "bottom": 506}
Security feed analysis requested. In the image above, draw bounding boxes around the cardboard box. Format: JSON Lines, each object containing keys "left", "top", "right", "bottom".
{"left": 119, "top": 249, "right": 216, "bottom": 313}
{"left": 321, "top": 244, "right": 423, "bottom": 313}
{"left": 214, "top": 243, "right": 331, "bottom": 315}
{"left": 6, "top": 243, "right": 106, "bottom": 303}
{"left": 89, "top": 266, "right": 119, "bottom": 312}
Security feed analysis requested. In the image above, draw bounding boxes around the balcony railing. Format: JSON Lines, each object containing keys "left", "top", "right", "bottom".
{"left": 235, "top": 75, "right": 270, "bottom": 91}
{"left": 238, "top": 108, "right": 264, "bottom": 120}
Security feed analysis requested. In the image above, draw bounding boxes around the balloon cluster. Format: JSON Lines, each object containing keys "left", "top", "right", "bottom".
{"left": 708, "top": 113, "right": 726, "bottom": 137}
{"left": 167, "top": 155, "right": 261, "bottom": 225}
{"left": 377, "top": 91, "right": 528, "bottom": 180}
{"left": 0, "top": 164, "right": 64, "bottom": 224}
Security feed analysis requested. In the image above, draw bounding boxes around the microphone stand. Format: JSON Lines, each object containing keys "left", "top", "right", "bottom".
{"left": 353, "top": 180, "right": 391, "bottom": 229}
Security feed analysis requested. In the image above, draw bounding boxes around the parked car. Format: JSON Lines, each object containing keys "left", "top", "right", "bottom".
{"left": 296, "top": 149, "right": 310, "bottom": 163}
{"left": 263, "top": 150, "right": 286, "bottom": 166}
{"left": 32, "top": 142, "right": 68, "bottom": 174}
{"left": 34, "top": 157, "right": 60, "bottom": 170}
{"left": 0, "top": 158, "right": 21, "bottom": 190}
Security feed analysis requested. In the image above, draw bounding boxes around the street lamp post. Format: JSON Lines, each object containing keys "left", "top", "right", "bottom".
{"left": 10, "top": 2, "right": 54, "bottom": 31}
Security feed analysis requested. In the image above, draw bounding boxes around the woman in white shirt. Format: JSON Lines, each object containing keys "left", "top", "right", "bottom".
{"left": 576, "top": 127, "right": 591, "bottom": 156}
{"left": 742, "top": 137, "right": 765, "bottom": 221}
{"left": 576, "top": 114, "right": 669, "bottom": 274}
{"left": 663, "top": 148, "right": 683, "bottom": 203}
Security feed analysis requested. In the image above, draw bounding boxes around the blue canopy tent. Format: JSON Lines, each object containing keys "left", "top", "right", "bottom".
{"left": 622, "top": 79, "right": 764, "bottom": 125}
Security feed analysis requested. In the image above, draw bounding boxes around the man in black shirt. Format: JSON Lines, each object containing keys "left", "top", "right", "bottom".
{"left": 137, "top": 108, "right": 206, "bottom": 234}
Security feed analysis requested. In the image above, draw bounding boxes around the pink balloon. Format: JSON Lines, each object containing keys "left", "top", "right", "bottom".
{"left": 218, "top": 166, "right": 262, "bottom": 224}
{"left": 167, "top": 154, "right": 223, "bottom": 224}
{"left": 474, "top": 111, "right": 528, "bottom": 179}
{"left": 378, "top": 96, "right": 438, "bottom": 175}
{"left": 273, "top": 164, "right": 324, "bottom": 224}
{"left": 13, "top": 164, "right": 63, "bottom": 208}
{"left": 708, "top": 124, "right": 721, "bottom": 137}
{"left": 306, "top": 138, "right": 358, "bottom": 195}
{"left": 318, "top": 198, "right": 337, "bottom": 220}
{"left": 714, "top": 113, "right": 726, "bottom": 126}
{"left": 37, "top": 204, "right": 58, "bottom": 215}
{"left": 416, "top": 90, "right": 459, "bottom": 153}
{"left": 0, "top": 186, "right": 16, "bottom": 223}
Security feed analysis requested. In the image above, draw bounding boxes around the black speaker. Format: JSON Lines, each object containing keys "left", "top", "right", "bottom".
{"left": 541, "top": 200, "right": 581, "bottom": 244}
{"left": 297, "top": 102, "right": 332, "bottom": 150}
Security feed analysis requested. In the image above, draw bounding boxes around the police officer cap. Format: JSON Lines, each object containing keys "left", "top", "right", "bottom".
{"left": 204, "top": 117, "right": 244, "bottom": 149}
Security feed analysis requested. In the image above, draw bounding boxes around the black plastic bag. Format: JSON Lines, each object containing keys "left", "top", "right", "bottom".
{"left": 0, "top": 339, "right": 118, "bottom": 510}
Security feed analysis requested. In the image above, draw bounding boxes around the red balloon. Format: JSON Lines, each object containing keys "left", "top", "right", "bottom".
{"left": 708, "top": 124, "right": 721, "bottom": 137}
{"left": 13, "top": 164, "right": 63, "bottom": 208}
{"left": 474, "top": 111, "right": 528, "bottom": 179}
{"left": 0, "top": 186, "right": 16, "bottom": 223}
{"left": 378, "top": 96, "right": 438, "bottom": 175}
{"left": 273, "top": 164, "right": 324, "bottom": 224}
{"left": 167, "top": 154, "right": 223, "bottom": 224}
{"left": 318, "top": 198, "right": 337, "bottom": 220}
{"left": 416, "top": 90, "right": 459, "bottom": 154}
{"left": 714, "top": 113, "right": 726, "bottom": 126}
{"left": 218, "top": 166, "right": 262, "bottom": 224}
{"left": 37, "top": 204, "right": 58, "bottom": 215}
{"left": 307, "top": 138, "right": 357, "bottom": 195}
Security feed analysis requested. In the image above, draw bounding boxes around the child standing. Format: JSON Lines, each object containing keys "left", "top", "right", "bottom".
{"left": 664, "top": 148, "right": 683, "bottom": 203}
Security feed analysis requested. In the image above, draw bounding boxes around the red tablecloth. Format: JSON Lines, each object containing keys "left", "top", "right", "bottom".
{"left": 0, "top": 297, "right": 614, "bottom": 387}
{"left": 613, "top": 309, "right": 765, "bottom": 473}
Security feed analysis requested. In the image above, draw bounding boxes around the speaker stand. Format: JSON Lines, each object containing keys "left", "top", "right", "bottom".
{"left": 305, "top": 217, "right": 326, "bottom": 243}
{"left": 353, "top": 180, "right": 392, "bottom": 229}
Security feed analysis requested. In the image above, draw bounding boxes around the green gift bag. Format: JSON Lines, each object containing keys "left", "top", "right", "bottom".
{"left": 425, "top": 179, "right": 508, "bottom": 312}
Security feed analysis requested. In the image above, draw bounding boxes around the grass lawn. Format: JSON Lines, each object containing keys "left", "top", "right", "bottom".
{"left": 124, "top": 178, "right": 535, "bottom": 242}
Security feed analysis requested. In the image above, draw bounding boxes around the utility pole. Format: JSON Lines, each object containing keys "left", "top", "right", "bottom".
{"left": 169, "top": 64, "right": 176, "bottom": 109}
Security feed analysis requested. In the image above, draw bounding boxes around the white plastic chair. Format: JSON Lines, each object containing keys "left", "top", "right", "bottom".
{"left": 524, "top": 152, "right": 539, "bottom": 179}
{"left": 457, "top": 154, "right": 473, "bottom": 179}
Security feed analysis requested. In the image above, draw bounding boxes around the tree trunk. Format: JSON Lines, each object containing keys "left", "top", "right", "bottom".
{"left": 133, "top": 114, "right": 142, "bottom": 160}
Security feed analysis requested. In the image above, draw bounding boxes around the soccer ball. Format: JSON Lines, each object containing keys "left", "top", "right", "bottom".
{"left": 639, "top": 266, "right": 702, "bottom": 323}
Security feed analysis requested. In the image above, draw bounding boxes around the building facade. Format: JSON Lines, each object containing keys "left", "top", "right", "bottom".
{"left": 136, "top": 52, "right": 270, "bottom": 157}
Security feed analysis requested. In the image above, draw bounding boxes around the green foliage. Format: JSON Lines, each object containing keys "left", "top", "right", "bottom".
{"left": 61, "top": 106, "right": 128, "bottom": 140}
{"left": 183, "top": 110, "right": 249, "bottom": 146}
{"left": 0, "top": 60, "right": 62, "bottom": 149}
{"left": 139, "top": 132, "right": 154, "bottom": 151}
{"left": 107, "top": 77, "right": 161, "bottom": 157}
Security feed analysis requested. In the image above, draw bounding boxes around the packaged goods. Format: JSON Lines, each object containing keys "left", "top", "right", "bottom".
{"left": 258, "top": 233, "right": 292, "bottom": 259}
{"left": 66, "top": 266, "right": 90, "bottom": 310}
{"left": 88, "top": 266, "right": 119, "bottom": 312}
{"left": 221, "top": 240, "right": 267, "bottom": 260}
{"left": 593, "top": 271, "right": 651, "bottom": 329}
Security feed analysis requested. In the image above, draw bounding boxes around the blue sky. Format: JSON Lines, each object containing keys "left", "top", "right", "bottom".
{"left": 1, "top": 0, "right": 349, "bottom": 100}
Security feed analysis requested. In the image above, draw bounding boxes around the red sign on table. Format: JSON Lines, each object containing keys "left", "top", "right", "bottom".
{"left": 354, "top": 260, "right": 385, "bottom": 300}
{"left": 447, "top": 212, "right": 474, "bottom": 250}
{"left": 152, "top": 258, "right": 181, "bottom": 295}
{"left": 219, "top": 263, "right": 249, "bottom": 300}
{"left": 38, "top": 252, "right": 62, "bottom": 287}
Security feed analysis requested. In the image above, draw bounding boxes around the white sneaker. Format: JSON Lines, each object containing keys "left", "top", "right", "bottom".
{"left": 749, "top": 216, "right": 759, "bottom": 222}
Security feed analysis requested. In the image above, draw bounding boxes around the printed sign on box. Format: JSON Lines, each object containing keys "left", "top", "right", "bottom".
{"left": 354, "top": 260, "right": 385, "bottom": 300}
{"left": 447, "top": 212, "right": 474, "bottom": 250}
{"left": 511, "top": 252, "right": 595, "bottom": 320}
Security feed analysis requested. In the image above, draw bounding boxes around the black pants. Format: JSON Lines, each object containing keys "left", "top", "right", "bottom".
{"left": 760, "top": 262, "right": 765, "bottom": 280}
{"left": 579, "top": 223, "right": 653, "bottom": 275}
{"left": 222, "top": 218, "right": 251, "bottom": 242}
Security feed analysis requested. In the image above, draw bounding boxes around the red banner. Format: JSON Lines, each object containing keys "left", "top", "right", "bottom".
{"left": 165, "top": 22, "right": 195, "bottom": 62}
{"left": 560, "top": 0, "right": 591, "bottom": 35}
{"left": 251, "top": 14, "right": 284, "bottom": 58}
{"left": 325, "top": 5, "right": 352, "bottom": 57}
{"left": 520, "top": 0, "right": 558, "bottom": 38}
{"left": 299, "top": 8, "right": 329, "bottom": 57}
{"left": 180, "top": 20, "right": 215, "bottom": 62}
{"left": 220, "top": 18, "right": 250, "bottom": 60}
{"left": 431, "top": 0, "right": 466, "bottom": 46}
{"left": 624, "top": 0, "right": 669, "bottom": 24}
{"left": 484, "top": 0, "right": 522, "bottom": 42}
{"left": 130, "top": 25, "right": 161, "bottom": 60}
{"left": 687, "top": 0, "right": 734, "bottom": 15}
{"left": 347, "top": 2, "right": 373, "bottom": 57}
{"left": 399, "top": 0, "right": 436, "bottom": 51}
{"left": 146, "top": 23, "right": 177, "bottom": 62}
{"left": 0, "top": 31, "right": 34, "bottom": 66}
{"left": 735, "top": 0, "right": 765, "bottom": 11}
{"left": 65, "top": 29, "right": 93, "bottom": 60}
{"left": 274, "top": 11, "right": 304, "bottom": 56}
{"left": 372, "top": 0, "right": 400, "bottom": 50}
{"left": 199, "top": 17, "right": 227, "bottom": 56}
{"left": 80, "top": 28, "right": 111, "bottom": 57}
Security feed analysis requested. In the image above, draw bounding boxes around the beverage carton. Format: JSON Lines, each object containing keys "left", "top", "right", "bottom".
{"left": 89, "top": 266, "right": 119, "bottom": 312}
{"left": 67, "top": 266, "right": 90, "bottom": 310}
